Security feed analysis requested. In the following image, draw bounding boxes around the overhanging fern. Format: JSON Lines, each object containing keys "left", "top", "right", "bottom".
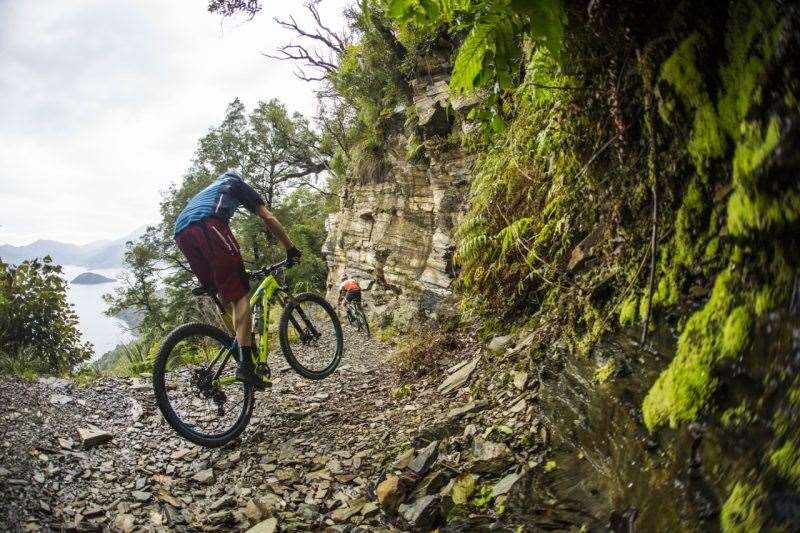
{"left": 382, "top": 0, "right": 566, "bottom": 95}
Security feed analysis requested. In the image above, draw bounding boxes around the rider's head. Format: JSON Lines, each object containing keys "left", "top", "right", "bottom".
{"left": 340, "top": 272, "right": 348, "bottom": 281}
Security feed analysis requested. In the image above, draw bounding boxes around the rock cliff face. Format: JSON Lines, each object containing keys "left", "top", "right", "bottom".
{"left": 323, "top": 74, "right": 474, "bottom": 325}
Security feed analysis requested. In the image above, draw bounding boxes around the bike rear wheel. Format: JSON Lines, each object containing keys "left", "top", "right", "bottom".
{"left": 279, "top": 292, "right": 343, "bottom": 379}
{"left": 153, "top": 322, "right": 255, "bottom": 447}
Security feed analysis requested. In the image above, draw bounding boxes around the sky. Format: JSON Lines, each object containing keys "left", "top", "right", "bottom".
{"left": 0, "top": 0, "right": 349, "bottom": 246}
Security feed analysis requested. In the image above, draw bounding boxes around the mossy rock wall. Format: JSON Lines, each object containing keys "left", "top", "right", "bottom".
{"left": 452, "top": 0, "right": 800, "bottom": 529}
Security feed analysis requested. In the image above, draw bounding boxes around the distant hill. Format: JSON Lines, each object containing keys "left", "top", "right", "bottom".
{"left": 71, "top": 272, "right": 115, "bottom": 285}
{"left": 0, "top": 227, "right": 146, "bottom": 268}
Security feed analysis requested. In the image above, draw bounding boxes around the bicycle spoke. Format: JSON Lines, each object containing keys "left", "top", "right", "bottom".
{"left": 159, "top": 330, "right": 251, "bottom": 440}
{"left": 281, "top": 294, "right": 342, "bottom": 377}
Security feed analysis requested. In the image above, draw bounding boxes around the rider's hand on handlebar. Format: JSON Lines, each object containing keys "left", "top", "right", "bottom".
{"left": 286, "top": 246, "right": 302, "bottom": 267}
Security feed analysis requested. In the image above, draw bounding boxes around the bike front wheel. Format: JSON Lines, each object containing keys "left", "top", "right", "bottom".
{"left": 355, "top": 306, "right": 370, "bottom": 338}
{"left": 279, "top": 292, "right": 343, "bottom": 380}
{"left": 153, "top": 322, "right": 255, "bottom": 447}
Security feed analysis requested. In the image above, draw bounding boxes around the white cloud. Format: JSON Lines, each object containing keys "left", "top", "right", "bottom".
{"left": 0, "top": 0, "right": 349, "bottom": 245}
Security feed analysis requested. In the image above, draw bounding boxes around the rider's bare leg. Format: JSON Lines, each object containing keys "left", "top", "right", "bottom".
{"left": 231, "top": 295, "right": 251, "bottom": 347}
{"left": 232, "top": 295, "right": 267, "bottom": 390}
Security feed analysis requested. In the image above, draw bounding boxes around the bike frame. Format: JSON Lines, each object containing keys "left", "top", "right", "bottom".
{"left": 249, "top": 273, "right": 281, "bottom": 364}
{"left": 211, "top": 273, "right": 281, "bottom": 388}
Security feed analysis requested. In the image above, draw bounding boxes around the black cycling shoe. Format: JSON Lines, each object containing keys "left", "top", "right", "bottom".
{"left": 235, "top": 362, "right": 267, "bottom": 391}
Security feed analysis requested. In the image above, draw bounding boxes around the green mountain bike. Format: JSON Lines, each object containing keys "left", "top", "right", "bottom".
{"left": 153, "top": 260, "right": 343, "bottom": 447}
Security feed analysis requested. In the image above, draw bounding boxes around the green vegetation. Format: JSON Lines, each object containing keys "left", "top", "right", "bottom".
{"left": 769, "top": 442, "right": 800, "bottom": 487}
{"left": 594, "top": 358, "right": 616, "bottom": 384}
{"left": 389, "top": 318, "right": 464, "bottom": 379}
{"left": 95, "top": 338, "right": 156, "bottom": 377}
{"left": 376, "top": 324, "right": 399, "bottom": 344}
{"left": 720, "top": 482, "right": 765, "bottom": 533}
{"left": 0, "top": 257, "right": 92, "bottom": 376}
{"left": 391, "top": 383, "right": 411, "bottom": 399}
{"left": 156, "top": 2, "right": 800, "bottom": 529}
{"left": 382, "top": 0, "right": 798, "bottom": 441}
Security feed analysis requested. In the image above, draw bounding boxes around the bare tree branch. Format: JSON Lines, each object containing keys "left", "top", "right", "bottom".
{"left": 265, "top": 2, "right": 350, "bottom": 84}
{"left": 273, "top": 13, "right": 345, "bottom": 54}
{"left": 263, "top": 44, "right": 337, "bottom": 74}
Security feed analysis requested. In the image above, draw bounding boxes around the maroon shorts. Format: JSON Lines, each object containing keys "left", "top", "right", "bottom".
{"left": 175, "top": 218, "right": 249, "bottom": 303}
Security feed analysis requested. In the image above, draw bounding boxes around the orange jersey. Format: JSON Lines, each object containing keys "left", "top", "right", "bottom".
{"left": 341, "top": 279, "right": 361, "bottom": 292}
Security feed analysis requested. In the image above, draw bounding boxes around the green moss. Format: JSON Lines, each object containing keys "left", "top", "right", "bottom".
{"left": 654, "top": 276, "right": 679, "bottom": 308}
{"left": 689, "top": 102, "right": 727, "bottom": 166}
{"left": 659, "top": 34, "right": 706, "bottom": 109}
{"left": 769, "top": 442, "right": 800, "bottom": 488}
{"left": 470, "top": 485, "right": 494, "bottom": 508}
{"left": 642, "top": 269, "right": 737, "bottom": 430}
{"left": 753, "top": 286, "right": 777, "bottom": 316}
{"left": 721, "top": 306, "right": 751, "bottom": 356}
{"left": 659, "top": 34, "right": 726, "bottom": 168}
{"left": 637, "top": 293, "right": 649, "bottom": 323}
{"left": 594, "top": 358, "right": 616, "bottom": 384}
{"left": 673, "top": 179, "right": 707, "bottom": 268}
{"left": 720, "top": 401, "right": 752, "bottom": 428}
{"left": 717, "top": 0, "right": 781, "bottom": 137}
{"left": 376, "top": 325, "right": 398, "bottom": 344}
{"left": 392, "top": 384, "right": 411, "bottom": 399}
{"left": 732, "top": 119, "right": 780, "bottom": 182}
{"left": 704, "top": 237, "right": 720, "bottom": 258}
{"left": 619, "top": 296, "right": 638, "bottom": 326}
{"left": 727, "top": 189, "right": 800, "bottom": 236}
{"left": 720, "top": 482, "right": 765, "bottom": 532}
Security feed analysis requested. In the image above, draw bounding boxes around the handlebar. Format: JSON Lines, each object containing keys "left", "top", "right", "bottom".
{"left": 247, "top": 259, "right": 289, "bottom": 280}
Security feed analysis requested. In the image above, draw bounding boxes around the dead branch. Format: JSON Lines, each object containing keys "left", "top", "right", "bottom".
{"left": 265, "top": 2, "right": 350, "bottom": 83}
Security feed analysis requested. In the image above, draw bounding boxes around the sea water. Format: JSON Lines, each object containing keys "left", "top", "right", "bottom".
{"left": 59, "top": 265, "right": 133, "bottom": 360}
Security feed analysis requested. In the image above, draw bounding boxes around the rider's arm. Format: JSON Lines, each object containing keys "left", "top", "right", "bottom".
{"left": 256, "top": 205, "right": 294, "bottom": 250}
{"left": 337, "top": 287, "right": 345, "bottom": 305}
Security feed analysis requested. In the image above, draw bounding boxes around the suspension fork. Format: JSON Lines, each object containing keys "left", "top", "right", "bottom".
{"left": 278, "top": 292, "right": 321, "bottom": 338}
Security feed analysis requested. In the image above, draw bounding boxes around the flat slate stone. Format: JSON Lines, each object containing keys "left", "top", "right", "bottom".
{"left": 492, "top": 472, "right": 522, "bottom": 498}
{"left": 447, "top": 400, "right": 489, "bottom": 420}
{"left": 399, "top": 494, "right": 441, "bottom": 530}
{"left": 487, "top": 335, "right": 513, "bottom": 354}
{"left": 77, "top": 428, "right": 113, "bottom": 448}
{"left": 408, "top": 440, "right": 439, "bottom": 476}
{"left": 191, "top": 468, "right": 214, "bottom": 484}
{"left": 438, "top": 357, "right": 479, "bottom": 394}
{"left": 246, "top": 517, "right": 278, "bottom": 533}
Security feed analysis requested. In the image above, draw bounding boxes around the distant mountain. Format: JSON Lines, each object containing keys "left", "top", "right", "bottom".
{"left": 71, "top": 272, "right": 116, "bottom": 285}
{"left": 0, "top": 227, "right": 146, "bottom": 268}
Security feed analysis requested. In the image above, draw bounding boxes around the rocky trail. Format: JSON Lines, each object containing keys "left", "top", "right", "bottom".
{"left": 0, "top": 328, "right": 547, "bottom": 533}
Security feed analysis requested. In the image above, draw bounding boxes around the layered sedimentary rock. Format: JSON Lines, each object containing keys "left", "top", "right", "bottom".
{"left": 323, "top": 74, "right": 474, "bottom": 324}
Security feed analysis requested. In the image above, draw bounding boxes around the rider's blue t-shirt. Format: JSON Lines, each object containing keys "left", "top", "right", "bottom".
{"left": 173, "top": 171, "right": 264, "bottom": 237}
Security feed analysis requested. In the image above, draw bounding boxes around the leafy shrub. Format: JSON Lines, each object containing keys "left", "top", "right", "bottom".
{"left": 0, "top": 257, "right": 92, "bottom": 374}
{"left": 95, "top": 337, "right": 164, "bottom": 377}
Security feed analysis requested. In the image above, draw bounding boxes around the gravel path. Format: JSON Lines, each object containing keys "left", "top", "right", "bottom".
{"left": 0, "top": 324, "right": 491, "bottom": 532}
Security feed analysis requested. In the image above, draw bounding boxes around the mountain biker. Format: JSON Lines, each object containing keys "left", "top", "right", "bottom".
{"left": 337, "top": 272, "right": 362, "bottom": 313}
{"left": 173, "top": 170, "right": 301, "bottom": 391}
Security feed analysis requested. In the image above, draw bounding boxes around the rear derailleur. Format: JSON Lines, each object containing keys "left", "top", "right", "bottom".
{"left": 190, "top": 368, "right": 227, "bottom": 415}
